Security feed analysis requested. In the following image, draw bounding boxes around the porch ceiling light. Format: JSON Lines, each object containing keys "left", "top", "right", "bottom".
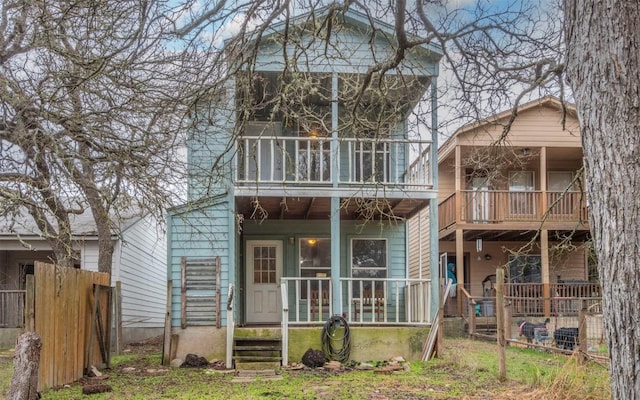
{"left": 307, "top": 238, "right": 317, "bottom": 246}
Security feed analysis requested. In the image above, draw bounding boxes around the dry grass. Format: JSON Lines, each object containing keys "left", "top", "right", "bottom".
{"left": 0, "top": 337, "right": 611, "bottom": 399}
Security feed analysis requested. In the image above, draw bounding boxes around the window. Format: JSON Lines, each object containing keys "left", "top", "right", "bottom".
{"left": 299, "top": 238, "right": 331, "bottom": 298}
{"left": 351, "top": 239, "right": 387, "bottom": 296}
{"left": 509, "top": 171, "right": 535, "bottom": 216}
{"left": 508, "top": 255, "right": 541, "bottom": 283}
{"left": 253, "top": 246, "right": 277, "bottom": 284}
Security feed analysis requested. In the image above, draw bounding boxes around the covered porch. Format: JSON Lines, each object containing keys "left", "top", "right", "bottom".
{"left": 279, "top": 277, "right": 432, "bottom": 325}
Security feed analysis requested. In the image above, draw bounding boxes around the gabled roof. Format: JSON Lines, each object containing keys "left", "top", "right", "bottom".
{"left": 438, "top": 96, "right": 577, "bottom": 161}
{"left": 260, "top": 5, "right": 443, "bottom": 59}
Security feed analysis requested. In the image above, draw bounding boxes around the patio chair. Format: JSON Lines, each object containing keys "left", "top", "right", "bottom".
{"left": 353, "top": 289, "right": 385, "bottom": 322}
{"left": 310, "top": 289, "right": 330, "bottom": 321}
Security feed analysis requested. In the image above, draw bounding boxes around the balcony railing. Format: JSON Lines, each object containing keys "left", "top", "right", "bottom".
{"left": 438, "top": 190, "right": 588, "bottom": 229}
{"left": 280, "top": 277, "right": 432, "bottom": 325}
{"left": 0, "top": 290, "right": 26, "bottom": 328}
{"left": 235, "top": 136, "right": 432, "bottom": 189}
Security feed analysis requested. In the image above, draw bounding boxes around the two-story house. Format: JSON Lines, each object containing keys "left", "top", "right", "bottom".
{"left": 166, "top": 7, "right": 442, "bottom": 365}
{"left": 417, "top": 96, "right": 596, "bottom": 318}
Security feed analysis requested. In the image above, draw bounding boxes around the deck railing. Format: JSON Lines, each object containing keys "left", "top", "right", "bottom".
{"left": 280, "top": 277, "right": 432, "bottom": 325}
{"left": 506, "top": 282, "right": 601, "bottom": 316}
{"left": 235, "top": 136, "right": 432, "bottom": 188}
{"left": 438, "top": 190, "right": 588, "bottom": 229}
{"left": 0, "top": 290, "right": 26, "bottom": 328}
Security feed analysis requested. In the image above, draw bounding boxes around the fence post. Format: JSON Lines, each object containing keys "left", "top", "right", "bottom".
{"left": 578, "top": 299, "right": 588, "bottom": 364}
{"left": 468, "top": 297, "right": 476, "bottom": 336}
{"left": 496, "top": 268, "right": 506, "bottom": 381}
{"left": 25, "top": 275, "right": 35, "bottom": 332}
{"left": 114, "top": 281, "right": 122, "bottom": 355}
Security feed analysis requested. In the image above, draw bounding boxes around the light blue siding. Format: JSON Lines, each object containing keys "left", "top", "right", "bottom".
{"left": 242, "top": 219, "right": 406, "bottom": 279}
{"left": 255, "top": 25, "right": 438, "bottom": 76}
{"left": 168, "top": 197, "right": 232, "bottom": 328}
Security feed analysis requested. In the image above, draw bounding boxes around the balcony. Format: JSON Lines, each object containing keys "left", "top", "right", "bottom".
{"left": 439, "top": 190, "right": 589, "bottom": 232}
{"left": 234, "top": 135, "right": 433, "bottom": 199}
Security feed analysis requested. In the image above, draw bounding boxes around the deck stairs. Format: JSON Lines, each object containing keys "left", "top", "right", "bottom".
{"left": 233, "top": 329, "right": 282, "bottom": 370}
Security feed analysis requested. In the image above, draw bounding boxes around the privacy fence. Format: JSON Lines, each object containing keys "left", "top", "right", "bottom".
{"left": 32, "top": 262, "right": 112, "bottom": 391}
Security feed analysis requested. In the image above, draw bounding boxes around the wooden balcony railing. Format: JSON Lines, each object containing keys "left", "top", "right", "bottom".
{"left": 438, "top": 190, "right": 588, "bottom": 229}
{"left": 453, "top": 282, "right": 601, "bottom": 319}
{"left": 235, "top": 136, "right": 432, "bottom": 189}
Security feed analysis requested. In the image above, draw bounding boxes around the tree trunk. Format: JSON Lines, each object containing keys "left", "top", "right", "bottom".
{"left": 7, "top": 332, "right": 42, "bottom": 400}
{"left": 565, "top": 1, "right": 640, "bottom": 398}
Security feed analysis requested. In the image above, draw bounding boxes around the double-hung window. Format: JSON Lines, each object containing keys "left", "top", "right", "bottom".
{"left": 351, "top": 239, "right": 387, "bottom": 296}
{"left": 299, "top": 238, "right": 331, "bottom": 299}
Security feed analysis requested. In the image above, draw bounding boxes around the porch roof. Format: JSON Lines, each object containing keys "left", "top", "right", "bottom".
{"left": 236, "top": 195, "right": 430, "bottom": 220}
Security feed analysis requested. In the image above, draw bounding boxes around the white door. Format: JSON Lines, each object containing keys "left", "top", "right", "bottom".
{"left": 246, "top": 240, "right": 283, "bottom": 323}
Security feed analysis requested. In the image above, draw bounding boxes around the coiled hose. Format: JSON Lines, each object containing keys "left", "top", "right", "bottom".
{"left": 321, "top": 315, "right": 351, "bottom": 363}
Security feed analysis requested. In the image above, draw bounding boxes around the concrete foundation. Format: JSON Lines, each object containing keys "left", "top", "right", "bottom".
{"left": 171, "top": 325, "right": 431, "bottom": 364}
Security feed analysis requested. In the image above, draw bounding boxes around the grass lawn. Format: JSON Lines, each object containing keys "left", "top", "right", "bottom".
{"left": 0, "top": 338, "right": 610, "bottom": 399}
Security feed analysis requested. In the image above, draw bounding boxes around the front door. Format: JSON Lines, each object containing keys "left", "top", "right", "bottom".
{"left": 246, "top": 240, "right": 283, "bottom": 323}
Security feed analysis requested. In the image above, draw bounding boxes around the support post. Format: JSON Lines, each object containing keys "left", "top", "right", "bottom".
{"left": 114, "top": 281, "right": 122, "bottom": 355}
{"left": 541, "top": 230, "right": 551, "bottom": 316}
{"left": 578, "top": 299, "right": 588, "bottom": 364}
{"left": 25, "top": 275, "right": 35, "bottom": 332}
{"left": 162, "top": 281, "right": 173, "bottom": 366}
{"left": 496, "top": 268, "right": 506, "bottom": 381}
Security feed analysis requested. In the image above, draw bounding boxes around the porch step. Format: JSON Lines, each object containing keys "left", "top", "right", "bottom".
{"left": 233, "top": 336, "right": 282, "bottom": 370}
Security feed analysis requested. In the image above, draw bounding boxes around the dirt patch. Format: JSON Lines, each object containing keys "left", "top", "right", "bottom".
{"left": 122, "top": 335, "right": 163, "bottom": 355}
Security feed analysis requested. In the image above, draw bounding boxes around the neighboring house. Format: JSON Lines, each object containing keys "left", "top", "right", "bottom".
{"left": 0, "top": 209, "right": 167, "bottom": 347}
{"left": 167, "top": 7, "right": 442, "bottom": 365}
{"left": 410, "top": 96, "right": 597, "bottom": 318}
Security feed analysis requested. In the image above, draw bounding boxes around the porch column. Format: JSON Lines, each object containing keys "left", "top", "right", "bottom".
{"left": 330, "top": 196, "right": 341, "bottom": 316}
{"left": 455, "top": 229, "right": 464, "bottom": 314}
{"left": 429, "top": 77, "right": 440, "bottom": 320}
{"left": 455, "top": 145, "right": 461, "bottom": 224}
{"left": 540, "top": 146, "right": 547, "bottom": 216}
{"left": 330, "top": 72, "right": 342, "bottom": 316}
{"left": 541, "top": 229, "right": 551, "bottom": 316}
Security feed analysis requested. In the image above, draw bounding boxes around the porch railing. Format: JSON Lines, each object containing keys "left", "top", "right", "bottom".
{"left": 0, "top": 290, "right": 26, "bottom": 328}
{"left": 438, "top": 190, "right": 588, "bottom": 229}
{"left": 505, "top": 282, "right": 601, "bottom": 317}
{"left": 280, "top": 277, "right": 432, "bottom": 325}
{"left": 235, "top": 136, "right": 432, "bottom": 188}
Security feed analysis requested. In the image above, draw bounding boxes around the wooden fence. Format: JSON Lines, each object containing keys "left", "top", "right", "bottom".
{"left": 33, "top": 262, "right": 111, "bottom": 391}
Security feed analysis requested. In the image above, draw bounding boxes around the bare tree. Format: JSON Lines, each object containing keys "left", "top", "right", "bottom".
{"left": 565, "top": 1, "right": 640, "bottom": 396}
{"left": 173, "top": 0, "right": 640, "bottom": 395}
{"left": 0, "top": 0, "right": 207, "bottom": 273}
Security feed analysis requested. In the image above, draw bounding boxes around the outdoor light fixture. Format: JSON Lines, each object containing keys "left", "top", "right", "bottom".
{"left": 289, "top": 237, "right": 295, "bottom": 245}
{"left": 307, "top": 238, "right": 317, "bottom": 246}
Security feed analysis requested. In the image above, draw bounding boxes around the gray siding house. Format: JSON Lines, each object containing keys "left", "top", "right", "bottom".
{"left": 0, "top": 210, "right": 166, "bottom": 347}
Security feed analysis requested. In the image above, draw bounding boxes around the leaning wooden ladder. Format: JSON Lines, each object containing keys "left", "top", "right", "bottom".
{"left": 421, "top": 279, "right": 453, "bottom": 361}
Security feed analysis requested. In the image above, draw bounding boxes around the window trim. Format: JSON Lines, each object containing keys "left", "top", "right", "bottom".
{"left": 350, "top": 238, "right": 389, "bottom": 275}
